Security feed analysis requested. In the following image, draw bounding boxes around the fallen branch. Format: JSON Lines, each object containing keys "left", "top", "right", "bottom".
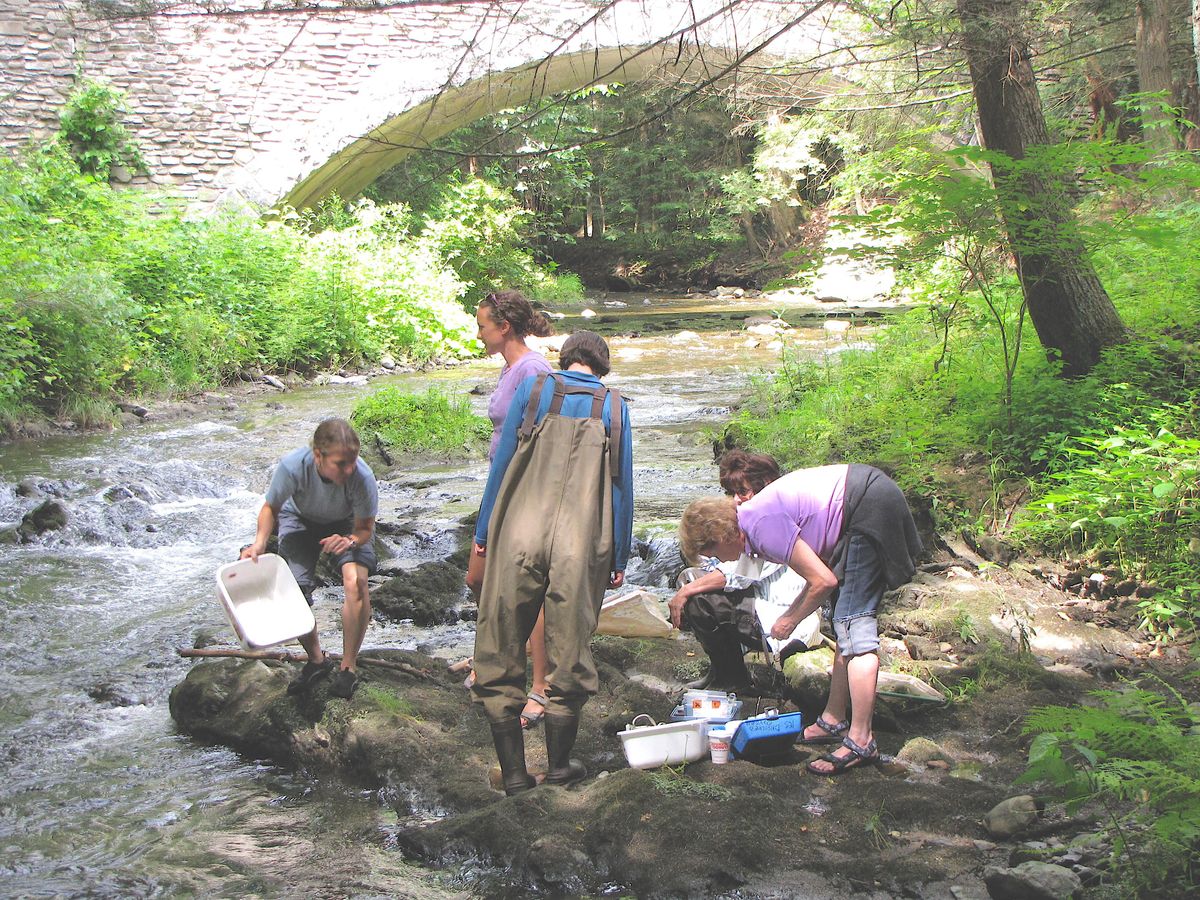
{"left": 177, "top": 647, "right": 437, "bottom": 680}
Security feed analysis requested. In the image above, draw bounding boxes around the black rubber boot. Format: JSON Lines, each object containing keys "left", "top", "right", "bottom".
{"left": 543, "top": 713, "right": 587, "bottom": 786}
{"left": 693, "top": 627, "right": 754, "bottom": 695}
{"left": 489, "top": 717, "right": 536, "bottom": 796}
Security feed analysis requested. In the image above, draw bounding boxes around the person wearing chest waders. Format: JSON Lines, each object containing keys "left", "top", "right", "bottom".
{"left": 465, "top": 290, "right": 555, "bottom": 732}
{"left": 679, "top": 463, "right": 922, "bottom": 776}
{"left": 241, "top": 418, "right": 378, "bottom": 700}
{"left": 472, "top": 331, "right": 634, "bottom": 795}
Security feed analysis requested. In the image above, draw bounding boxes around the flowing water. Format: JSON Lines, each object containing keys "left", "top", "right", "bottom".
{"left": 0, "top": 292, "right": 878, "bottom": 897}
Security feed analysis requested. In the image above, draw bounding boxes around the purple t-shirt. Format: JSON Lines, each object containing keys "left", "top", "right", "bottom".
{"left": 736, "top": 465, "right": 849, "bottom": 565}
{"left": 487, "top": 350, "right": 551, "bottom": 459}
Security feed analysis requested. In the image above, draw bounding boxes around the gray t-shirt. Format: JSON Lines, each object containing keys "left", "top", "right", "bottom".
{"left": 265, "top": 447, "right": 378, "bottom": 523}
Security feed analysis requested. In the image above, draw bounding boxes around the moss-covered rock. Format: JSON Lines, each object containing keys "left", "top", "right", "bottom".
{"left": 372, "top": 558, "right": 467, "bottom": 625}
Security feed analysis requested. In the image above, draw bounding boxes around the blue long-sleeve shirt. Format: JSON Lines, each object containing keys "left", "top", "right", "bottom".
{"left": 474, "top": 369, "right": 634, "bottom": 572}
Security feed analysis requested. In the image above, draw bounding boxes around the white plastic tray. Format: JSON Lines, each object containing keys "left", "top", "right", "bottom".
{"left": 216, "top": 553, "right": 315, "bottom": 650}
{"left": 618, "top": 715, "right": 708, "bottom": 769}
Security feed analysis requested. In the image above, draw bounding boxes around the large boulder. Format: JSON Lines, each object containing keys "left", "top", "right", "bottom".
{"left": 372, "top": 558, "right": 467, "bottom": 625}
{"left": 169, "top": 636, "right": 1009, "bottom": 897}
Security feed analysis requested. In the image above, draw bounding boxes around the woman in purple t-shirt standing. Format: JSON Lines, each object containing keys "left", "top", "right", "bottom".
{"left": 467, "top": 290, "right": 554, "bottom": 730}
{"left": 680, "top": 462, "right": 922, "bottom": 776}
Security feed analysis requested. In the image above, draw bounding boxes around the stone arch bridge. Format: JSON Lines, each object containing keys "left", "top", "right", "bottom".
{"left": 1, "top": 0, "right": 839, "bottom": 211}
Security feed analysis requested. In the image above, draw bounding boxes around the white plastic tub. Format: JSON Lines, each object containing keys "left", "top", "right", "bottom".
{"left": 618, "top": 715, "right": 708, "bottom": 769}
{"left": 216, "top": 553, "right": 315, "bottom": 650}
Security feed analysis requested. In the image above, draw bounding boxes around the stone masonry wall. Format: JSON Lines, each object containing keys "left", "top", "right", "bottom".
{"left": 0, "top": 1, "right": 831, "bottom": 211}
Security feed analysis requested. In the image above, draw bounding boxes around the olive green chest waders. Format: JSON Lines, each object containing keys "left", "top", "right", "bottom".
{"left": 473, "top": 372, "right": 625, "bottom": 725}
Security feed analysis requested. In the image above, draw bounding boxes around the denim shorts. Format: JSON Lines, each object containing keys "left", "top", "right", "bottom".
{"left": 277, "top": 507, "right": 377, "bottom": 605}
{"left": 828, "top": 532, "right": 885, "bottom": 656}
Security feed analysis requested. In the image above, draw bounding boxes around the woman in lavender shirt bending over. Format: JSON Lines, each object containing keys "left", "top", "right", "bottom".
{"left": 680, "top": 463, "right": 923, "bottom": 775}
{"left": 467, "top": 289, "right": 554, "bottom": 729}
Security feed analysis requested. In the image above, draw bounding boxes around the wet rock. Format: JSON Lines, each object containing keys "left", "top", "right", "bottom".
{"left": 18, "top": 499, "right": 68, "bottom": 540}
{"left": 983, "top": 861, "right": 1082, "bottom": 899}
{"left": 103, "top": 483, "right": 154, "bottom": 503}
{"left": 783, "top": 647, "right": 836, "bottom": 707}
{"left": 373, "top": 558, "right": 466, "bottom": 625}
{"left": 16, "top": 477, "right": 45, "bottom": 498}
{"left": 624, "top": 536, "right": 685, "bottom": 589}
{"left": 117, "top": 402, "right": 150, "bottom": 418}
{"left": 0, "top": 526, "right": 20, "bottom": 544}
{"left": 963, "top": 531, "right": 1016, "bottom": 565}
{"left": 170, "top": 629, "right": 1009, "bottom": 897}
{"left": 87, "top": 681, "right": 138, "bottom": 707}
{"left": 896, "top": 737, "right": 955, "bottom": 768}
{"left": 984, "top": 794, "right": 1039, "bottom": 839}
{"left": 528, "top": 835, "right": 599, "bottom": 892}
{"left": 192, "top": 626, "right": 226, "bottom": 649}
{"left": 104, "top": 498, "right": 154, "bottom": 534}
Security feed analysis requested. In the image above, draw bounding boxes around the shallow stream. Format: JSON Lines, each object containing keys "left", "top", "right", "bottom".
{"left": 0, "top": 292, "right": 877, "bottom": 897}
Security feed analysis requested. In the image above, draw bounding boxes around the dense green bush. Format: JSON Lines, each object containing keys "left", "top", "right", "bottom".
{"left": 57, "top": 78, "right": 145, "bottom": 179}
{"left": 1, "top": 140, "right": 588, "bottom": 427}
{"left": 350, "top": 386, "right": 490, "bottom": 457}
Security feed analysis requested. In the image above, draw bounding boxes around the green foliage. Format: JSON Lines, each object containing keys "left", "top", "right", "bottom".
{"left": 1016, "top": 403, "right": 1200, "bottom": 636}
{"left": 1019, "top": 681, "right": 1200, "bottom": 895}
{"left": 954, "top": 611, "right": 980, "bottom": 645}
{"left": 726, "top": 144, "right": 1200, "bottom": 634}
{"left": 0, "top": 142, "right": 480, "bottom": 426}
{"left": 350, "top": 386, "right": 490, "bottom": 457}
{"left": 56, "top": 78, "right": 145, "bottom": 179}
{"left": 369, "top": 83, "right": 757, "bottom": 277}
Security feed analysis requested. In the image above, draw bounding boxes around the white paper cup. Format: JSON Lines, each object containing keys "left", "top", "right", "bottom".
{"left": 709, "top": 731, "right": 730, "bottom": 764}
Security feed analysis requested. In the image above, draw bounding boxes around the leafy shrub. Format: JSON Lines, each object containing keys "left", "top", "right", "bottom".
{"left": 416, "top": 177, "right": 543, "bottom": 308}
{"left": 351, "top": 386, "right": 490, "bottom": 457}
{"left": 0, "top": 143, "right": 487, "bottom": 425}
{"left": 1020, "top": 682, "right": 1200, "bottom": 896}
{"left": 56, "top": 78, "right": 145, "bottom": 179}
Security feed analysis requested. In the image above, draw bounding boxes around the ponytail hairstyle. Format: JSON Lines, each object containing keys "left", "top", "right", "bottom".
{"left": 479, "top": 289, "right": 554, "bottom": 339}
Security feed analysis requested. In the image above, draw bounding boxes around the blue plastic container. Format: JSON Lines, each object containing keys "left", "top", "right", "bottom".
{"left": 730, "top": 710, "right": 802, "bottom": 762}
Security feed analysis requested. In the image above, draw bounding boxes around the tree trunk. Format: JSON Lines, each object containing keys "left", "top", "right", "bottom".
{"left": 1136, "top": 0, "right": 1179, "bottom": 153}
{"left": 956, "top": 0, "right": 1127, "bottom": 377}
{"left": 1085, "top": 59, "right": 1137, "bottom": 142}
{"left": 1187, "top": 0, "right": 1200, "bottom": 150}
{"left": 1194, "top": 0, "right": 1200, "bottom": 89}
